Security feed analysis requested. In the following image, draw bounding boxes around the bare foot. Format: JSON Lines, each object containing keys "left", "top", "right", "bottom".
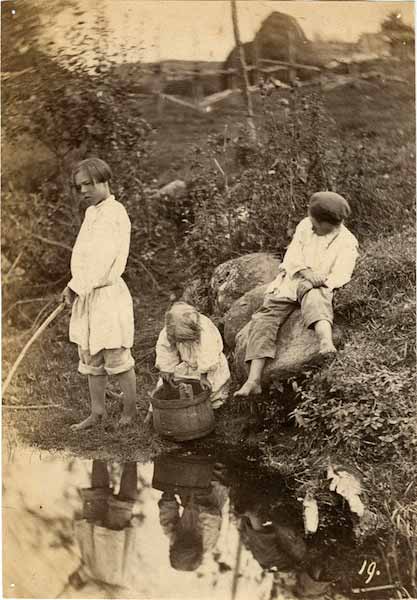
{"left": 319, "top": 341, "right": 337, "bottom": 357}
{"left": 234, "top": 380, "right": 262, "bottom": 398}
{"left": 70, "top": 413, "right": 105, "bottom": 431}
{"left": 118, "top": 414, "right": 136, "bottom": 428}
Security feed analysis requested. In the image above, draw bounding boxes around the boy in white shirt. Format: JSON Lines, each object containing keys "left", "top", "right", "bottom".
{"left": 61, "top": 158, "right": 137, "bottom": 429}
{"left": 235, "top": 191, "right": 358, "bottom": 398}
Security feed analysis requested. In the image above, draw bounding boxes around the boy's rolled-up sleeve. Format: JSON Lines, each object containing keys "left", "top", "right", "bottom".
{"left": 195, "top": 318, "right": 223, "bottom": 374}
{"left": 155, "top": 328, "right": 180, "bottom": 372}
{"left": 281, "top": 218, "right": 309, "bottom": 278}
{"left": 325, "top": 239, "right": 359, "bottom": 291}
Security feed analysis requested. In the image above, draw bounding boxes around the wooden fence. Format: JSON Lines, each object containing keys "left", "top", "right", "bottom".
{"left": 136, "top": 56, "right": 324, "bottom": 114}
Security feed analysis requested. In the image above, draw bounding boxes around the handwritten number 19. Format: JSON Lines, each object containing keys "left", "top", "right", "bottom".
{"left": 358, "top": 560, "right": 378, "bottom": 584}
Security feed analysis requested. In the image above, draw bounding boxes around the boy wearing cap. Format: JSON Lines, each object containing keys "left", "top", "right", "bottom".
{"left": 235, "top": 191, "right": 358, "bottom": 397}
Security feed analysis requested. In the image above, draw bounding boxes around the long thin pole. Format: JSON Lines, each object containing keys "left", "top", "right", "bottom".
{"left": 3, "top": 303, "right": 65, "bottom": 395}
{"left": 230, "top": 0, "right": 256, "bottom": 143}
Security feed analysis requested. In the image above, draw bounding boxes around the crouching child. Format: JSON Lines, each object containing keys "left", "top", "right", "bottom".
{"left": 235, "top": 191, "right": 359, "bottom": 398}
{"left": 152, "top": 302, "right": 230, "bottom": 411}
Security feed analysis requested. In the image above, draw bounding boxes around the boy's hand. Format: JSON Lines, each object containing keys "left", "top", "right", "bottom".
{"left": 200, "top": 374, "right": 212, "bottom": 391}
{"left": 298, "top": 268, "right": 326, "bottom": 287}
{"left": 297, "top": 280, "right": 314, "bottom": 302}
{"left": 60, "top": 286, "right": 76, "bottom": 306}
{"left": 160, "top": 372, "right": 176, "bottom": 386}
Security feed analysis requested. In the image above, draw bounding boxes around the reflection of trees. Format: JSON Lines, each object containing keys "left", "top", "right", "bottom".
{"left": 224, "top": 462, "right": 353, "bottom": 598}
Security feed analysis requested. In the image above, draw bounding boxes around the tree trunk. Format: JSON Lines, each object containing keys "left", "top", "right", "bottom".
{"left": 230, "top": 0, "right": 257, "bottom": 143}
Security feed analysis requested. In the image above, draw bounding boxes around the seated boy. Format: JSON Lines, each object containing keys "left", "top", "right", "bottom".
{"left": 235, "top": 191, "right": 359, "bottom": 398}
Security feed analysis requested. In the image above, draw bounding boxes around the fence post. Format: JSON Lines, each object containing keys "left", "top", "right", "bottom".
{"left": 192, "top": 64, "right": 203, "bottom": 105}
{"left": 154, "top": 61, "right": 165, "bottom": 117}
{"left": 288, "top": 31, "right": 297, "bottom": 85}
{"left": 252, "top": 36, "right": 260, "bottom": 86}
{"left": 230, "top": 0, "right": 256, "bottom": 143}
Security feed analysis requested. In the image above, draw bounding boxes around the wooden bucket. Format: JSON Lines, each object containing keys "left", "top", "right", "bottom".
{"left": 152, "top": 453, "right": 214, "bottom": 494}
{"left": 152, "top": 389, "right": 215, "bottom": 441}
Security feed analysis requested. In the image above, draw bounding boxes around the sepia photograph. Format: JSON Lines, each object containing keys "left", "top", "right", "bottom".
{"left": 1, "top": 1, "right": 416, "bottom": 598}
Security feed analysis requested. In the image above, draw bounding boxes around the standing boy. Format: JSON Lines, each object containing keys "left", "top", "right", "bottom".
{"left": 61, "top": 157, "right": 137, "bottom": 429}
{"left": 235, "top": 191, "right": 359, "bottom": 397}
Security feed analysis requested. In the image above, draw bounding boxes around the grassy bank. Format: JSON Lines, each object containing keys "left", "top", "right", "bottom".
{"left": 3, "top": 59, "right": 415, "bottom": 585}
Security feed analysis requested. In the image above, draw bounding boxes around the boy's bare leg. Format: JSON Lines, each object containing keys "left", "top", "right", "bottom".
{"left": 314, "top": 320, "right": 337, "bottom": 355}
{"left": 71, "top": 374, "right": 108, "bottom": 431}
{"left": 234, "top": 358, "right": 265, "bottom": 397}
{"left": 91, "top": 460, "right": 110, "bottom": 488}
{"left": 116, "top": 368, "right": 137, "bottom": 426}
{"left": 119, "top": 463, "right": 138, "bottom": 501}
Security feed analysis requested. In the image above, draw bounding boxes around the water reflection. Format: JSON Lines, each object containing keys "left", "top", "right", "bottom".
{"left": 154, "top": 455, "right": 228, "bottom": 572}
{"left": 69, "top": 461, "right": 140, "bottom": 593}
{"left": 2, "top": 447, "right": 414, "bottom": 599}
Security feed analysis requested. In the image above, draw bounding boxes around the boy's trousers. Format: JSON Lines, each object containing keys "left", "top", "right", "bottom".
{"left": 245, "top": 287, "right": 334, "bottom": 362}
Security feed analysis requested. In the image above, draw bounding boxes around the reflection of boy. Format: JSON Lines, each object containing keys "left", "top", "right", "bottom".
{"left": 238, "top": 501, "right": 333, "bottom": 597}
{"left": 240, "top": 511, "right": 306, "bottom": 571}
{"left": 158, "top": 481, "right": 228, "bottom": 571}
{"left": 68, "top": 461, "right": 140, "bottom": 591}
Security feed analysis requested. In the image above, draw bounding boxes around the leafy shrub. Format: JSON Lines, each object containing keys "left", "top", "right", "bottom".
{"left": 182, "top": 90, "right": 415, "bottom": 282}
{"left": 2, "top": 2, "right": 181, "bottom": 317}
{"left": 291, "top": 231, "right": 416, "bottom": 462}
{"left": 334, "top": 228, "right": 415, "bottom": 323}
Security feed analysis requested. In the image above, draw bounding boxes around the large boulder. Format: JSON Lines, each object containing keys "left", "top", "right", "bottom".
{"left": 234, "top": 311, "right": 341, "bottom": 384}
{"left": 210, "top": 253, "right": 281, "bottom": 316}
{"left": 224, "top": 283, "right": 267, "bottom": 348}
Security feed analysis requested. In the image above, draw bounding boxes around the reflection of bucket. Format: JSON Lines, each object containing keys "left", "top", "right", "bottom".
{"left": 152, "top": 387, "right": 214, "bottom": 441}
{"left": 152, "top": 454, "right": 215, "bottom": 494}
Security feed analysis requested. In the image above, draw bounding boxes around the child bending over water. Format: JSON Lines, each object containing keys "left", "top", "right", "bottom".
{"left": 154, "top": 302, "right": 230, "bottom": 408}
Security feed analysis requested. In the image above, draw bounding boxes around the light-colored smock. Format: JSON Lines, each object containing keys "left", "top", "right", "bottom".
{"left": 68, "top": 195, "right": 134, "bottom": 356}
{"left": 155, "top": 314, "right": 230, "bottom": 404}
{"left": 266, "top": 217, "right": 359, "bottom": 299}
{"left": 74, "top": 518, "right": 141, "bottom": 589}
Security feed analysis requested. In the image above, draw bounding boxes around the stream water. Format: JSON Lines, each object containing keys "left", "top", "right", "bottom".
{"left": 3, "top": 444, "right": 415, "bottom": 600}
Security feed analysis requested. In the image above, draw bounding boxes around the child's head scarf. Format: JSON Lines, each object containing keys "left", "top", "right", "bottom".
{"left": 309, "top": 191, "right": 351, "bottom": 225}
{"left": 165, "top": 302, "right": 201, "bottom": 344}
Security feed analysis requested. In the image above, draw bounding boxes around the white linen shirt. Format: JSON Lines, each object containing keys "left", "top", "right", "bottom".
{"left": 266, "top": 217, "right": 359, "bottom": 300}
{"left": 155, "top": 314, "right": 230, "bottom": 402}
{"left": 68, "top": 195, "right": 134, "bottom": 355}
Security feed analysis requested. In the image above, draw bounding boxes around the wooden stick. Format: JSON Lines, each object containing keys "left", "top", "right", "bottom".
{"left": 160, "top": 93, "right": 205, "bottom": 113}
{"left": 3, "top": 303, "right": 66, "bottom": 395}
{"left": 3, "top": 404, "right": 70, "bottom": 410}
{"left": 4, "top": 296, "right": 54, "bottom": 318}
{"left": 4, "top": 249, "right": 25, "bottom": 283}
{"left": 260, "top": 57, "right": 321, "bottom": 72}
